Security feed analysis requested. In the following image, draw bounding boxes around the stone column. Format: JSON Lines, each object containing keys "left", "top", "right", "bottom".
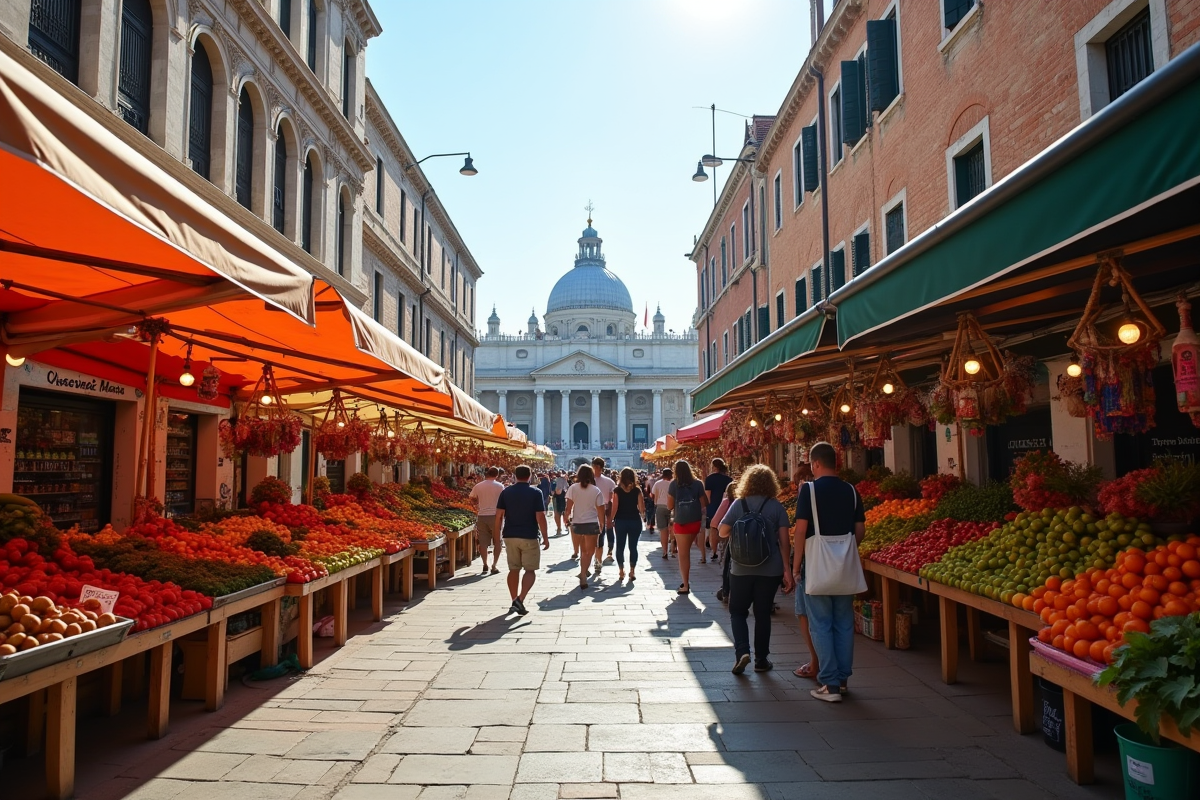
{"left": 616, "top": 389, "right": 627, "bottom": 450}
{"left": 497, "top": 389, "right": 507, "bottom": 417}
{"left": 560, "top": 389, "right": 571, "bottom": 448}
{"left": 683, "top": 390, "right": 692, "bottom": 422}
{"left": 534, "top": 389, "right": 545, "bottom": 445}
{"left": 652, "top": 388, "right": 663, "bottom": 440}
{"left": 590, "top": 389, "right": 601, "bottom": 450}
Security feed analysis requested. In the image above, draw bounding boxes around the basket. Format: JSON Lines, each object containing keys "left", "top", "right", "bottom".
{"left": 854, "top": 599, "right": 884, "bottom": 641}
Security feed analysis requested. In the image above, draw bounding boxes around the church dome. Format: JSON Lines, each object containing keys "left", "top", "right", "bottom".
{"left": 545, "top": 220, "right": 634, "bottom": 315}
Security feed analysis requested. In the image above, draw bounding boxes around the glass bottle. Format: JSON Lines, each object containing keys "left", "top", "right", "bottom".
{"left": 1174, "top": 295, "right": 1200, "bottom": 414}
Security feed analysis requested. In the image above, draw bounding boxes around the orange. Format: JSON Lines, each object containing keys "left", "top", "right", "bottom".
{"left": 1074, "top": 620, "right": 1099, "bottom": 640}
{"left": 1138, "top": 588, "right": 1161, "bottom": 605}
{"left": 1163, "top": 566, "right": 1183, "bottom": 582}
{"left": 1176, "top": 542, "right": 1197, "bottom": 560}
{"left": 1169, "top": 581, "right": 1190, "bottom": 597}
{"left": 1089, "top": 640, "right": 1107, "bottom": 663}
{"left": 1050, "top": 619, "right": 1070, "bottom": 637}
{"left": 1097, "top": 596, "right": 1119, "bottom": 617}
{"left": 1072, "top": 639, "right": 1091, "bottom": 659}
{"left": 1121, "top": 572, "right": 1142, "bottom": 590}
{"left": 1130, "top": 600, "right": 1153, "bottom": 620}
{"left": 1037, "top": 627, "right": 1053, "bottom": 643}
{"left": 1045, "top": 576, "right": 1062, "bottom": 591}
{"left": 1122, "top": 618, "right": 1151, "bottom": 635}
{"left": 1123, "top": 553, "right": 1146, "bottom": 574}
{"left": 1163, "top": 600, "right": 1191, "bottom": 617}
{"left": 1103, "top": 643, "right": 1118, "bottom": 664}
{"left": 1182, "top": 560, "right": 1200, "bottom": 579}
{"left": 1052, "top": 634, "right": 1065, "bottom": 650}
{"left": 1145, "top": 561, "right": 1163, "bottom": 576}
{"left": 1145, "top": 574, "right": 1169, "bottom": 593}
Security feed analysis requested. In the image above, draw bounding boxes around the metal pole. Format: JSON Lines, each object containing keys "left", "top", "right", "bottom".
{"left": 134, "top": 334, "right": 159, "bottom": 512}
{"left": 711, "top": 103, "right": 718, "bottom": 207}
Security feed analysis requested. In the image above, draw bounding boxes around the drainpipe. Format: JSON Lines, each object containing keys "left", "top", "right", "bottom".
{"left": 418, "top": 189, "right": 432, "bottom": 353}
{"left": 417, "top": 286, "right": 431, "bottom": 355}
{"left": 809, "top": 64, "right": 832, "bottom": 302}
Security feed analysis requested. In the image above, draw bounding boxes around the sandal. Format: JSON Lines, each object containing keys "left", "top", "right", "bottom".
{"left": 618, "top": 570, "right": 625, "bottom": 580}
{"left": 677, "top": 584, "right": 690, "bottom": 595}
{"left": 793, "top": 662, "right": 817, "bottom": 679}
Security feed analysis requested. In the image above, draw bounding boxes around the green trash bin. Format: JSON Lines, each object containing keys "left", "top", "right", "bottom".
{"left": 1114, "top": 723, "right": 1200, "bottom": 800}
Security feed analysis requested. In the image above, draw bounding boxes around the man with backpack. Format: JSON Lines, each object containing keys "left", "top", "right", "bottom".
{"left": 792, "top": 442, "right": 867, "bottom": 702}
{"left": 718, "top": 464, "right": 794, "bottom": 675}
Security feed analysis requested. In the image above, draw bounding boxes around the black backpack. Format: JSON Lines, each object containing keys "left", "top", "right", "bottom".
{"left": 729, "top": 497, "right": 773, "bottom": 567}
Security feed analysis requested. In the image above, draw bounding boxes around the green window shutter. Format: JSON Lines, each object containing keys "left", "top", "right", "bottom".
{"left": 831, "top": 249, "right": 847, "bottom": 290}
{"left": 795, "top": 277, "right": 807, "bottom": 315}
{"left": 811, "top": 266, "right": 823, "bottom": 303}
{"left": 801, "top": 124, "right": 819, "bottom": 192}
{"left": 776, "top": 293, "right": 785, "bottom": 329}
{"left": 840, "top": 61, "right": 865, "bottom": 145}
{"left": 758, "top": 306, "right": 770, "bottom": 342}
{"left": 852, "top": 231, "right": 871, "bottom": 276}
{"left": 867, "top": 19, "right": 899, "bottom": 112}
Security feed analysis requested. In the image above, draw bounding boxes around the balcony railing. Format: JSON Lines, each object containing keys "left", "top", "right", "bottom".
{"left": 480, "top": 330, "right": 699, "bottom": 342}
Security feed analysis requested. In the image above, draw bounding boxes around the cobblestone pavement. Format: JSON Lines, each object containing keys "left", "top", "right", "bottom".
{"left": 47, "top": 527, "right": 1126, "bottom": 800}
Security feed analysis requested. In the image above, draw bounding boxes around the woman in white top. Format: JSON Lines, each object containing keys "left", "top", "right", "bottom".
{"left": 565, "top": 464, "right": 607, "bottom": 590}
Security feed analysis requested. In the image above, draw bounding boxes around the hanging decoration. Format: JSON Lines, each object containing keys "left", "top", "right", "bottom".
{"left": 719, "top": 407, "right": 768, "bottom": 460}
{"left": 197, "top": 365, "right": 222, "bottom": 401}
{"left": 856, "top": 358, "right": 926, "bottom": 448}
{"left": 218, "top": 365, "right": 303, "bottom": 457}
{"left": 367, "top": 409, "right": 402, "bottom": 465}
{"left": 1171, "top": 294, "right": 1200, "bottom": 429}
{"left": 937, "top": 313, "right": 1036, "bottom": 436}
{"left": 828, "top": 362, "right": 860, "bottom": 449}
{"left": 313, "top": 389, "right": 372, "bottom": 459}
{"left": 788, "top": 383, "right": 827, "bottom": 445}
{"left": 399, "top": 421, "right": 435, "bottom": 465}
{"left": 1067, "top": 255, "right": 1165, "bottom": 440}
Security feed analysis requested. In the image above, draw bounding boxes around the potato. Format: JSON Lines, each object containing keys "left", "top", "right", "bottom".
{"left": 10, "top": 603, "right": 30, "bottom": 620}
{"left": 82, "top": 609, "right": 98, "bottom": 621}
{"left": 0, "top": 614, "right": 11, "bottom": 629}
{"left": 47, "top": 619, "right": 67, "bottom": 636}
{"left": 18, "top": 595, "right": 32, "bottom": 605}
{"left": 81, "top": 598, "right": 102, "bottom": 612}
{"left": 6, "top": 632, "right": 26, "bottom": 647}
{"left": 19, "top": 636, "right": 38, "bottom": 650}
{"left": 37, "top": 632, "right": 63, "bottom": 644}
{"left": 0, "top": 643, "right": 15, "bottom": 656}
{"left": 19, "top": 614, "right": 40, "bottom": 631}
{"left": 30, "top": 596, "right": 55, "bottom": 614}
{"left": 79, "top": 619, "right": 96, "bottom": 632}
{"left": 37, "top": 617, "right": 58, "bottom": 634}
{"left": 97, "top": 612, "right": 117, "bottom": 628}
{"left": 0, "top": 594, "right": 16, "bottom": 614}
{"left": 5, "top": 622, "right": 25, "bottom": 636}
{"left": 64, "top": 622, "right": 82, "bottom": 637}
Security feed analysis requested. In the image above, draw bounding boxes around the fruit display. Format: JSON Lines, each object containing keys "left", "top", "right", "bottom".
{"left": 67, "top": 534, "right": 276, "bottom": 597}
{"left": 869, "top": 519, "right": 998, "bottom": 574}
{"left": 920, "top": 474, "right": 963, "bottom": 503}
{"left": 920, "top": 508, "right": 1167, "bottom": 604}
{"left": 860, "top": 512, "right": 938, "bottom": 557}
{"left": 0, "top": 590, "right": 124, "bottom": 655}
{"left": 1010, "top": 451, "right": 1103, "bottom": 513}
{"left": 864, "top": 498, "right": 937, "bottom": 526}
{"left": 1032, "top": 538, "right": 1200, "bottom": 665}
{"left": 934, "top": 482, "right": 1017, "bottom": 523}
{"left": 1097, "top": 460, "right": 1200, "bottom": 523}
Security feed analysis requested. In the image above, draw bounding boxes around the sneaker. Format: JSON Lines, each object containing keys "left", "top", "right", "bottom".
{"left": 513, "top": 597, "right": 528, "bottom": 616}
{"left": 715, "top": 588, "right": 728, "bottom": 603}
{"left": 754, "top": 659, "right": 774, "bottom": 673}
{"left": 838, "top": 684, "right": 849, "bottom": 695}
{"left": 605, "top": 551, "right": 614, "bottom": 563}
{"left": 810, "top": 685, "right": 843, "bottom": 703}
{"left": 731, "top": 654, "right": 751, "bottom": 675}
{"left": 571, "top": 553, "right": 579, "bottom": 560}
{"left": 509, "top": 600, "right": 520, "bottom": 615}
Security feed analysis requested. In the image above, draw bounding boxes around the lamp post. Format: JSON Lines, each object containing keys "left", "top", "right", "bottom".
{"left": 691, "top": 154, "right": 754, "bottom": 184}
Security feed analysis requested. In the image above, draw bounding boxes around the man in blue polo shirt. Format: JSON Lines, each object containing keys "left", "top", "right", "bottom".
{"left": 792, "top": 442, "right": 866, "bottom": 702}
{"left": 495, "top": 465, "right": 550, "bottom": 616}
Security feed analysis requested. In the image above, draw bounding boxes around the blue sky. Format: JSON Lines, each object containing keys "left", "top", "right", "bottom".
{"left": 368, "top": 0, "right": 811, "bottom": 336}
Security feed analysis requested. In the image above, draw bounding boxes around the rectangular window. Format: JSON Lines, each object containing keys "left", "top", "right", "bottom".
{"left": 375, "top": 157, "right": 384, "bottom": 213}
{"left": 733, "top": 320, "right": 741, "bottom": 355}
{"left": 426, "top": 229, "right": 432, "bottom": 273}
{"left": 280, "top": 0, "right": 292, "bottom": 36}
{"left": 730, "top": 224, "right": 737, "bottom": 266}
{"left": 710, "top": 341, "right": 717, "bottom": 376}
{"left": 741, "top": 203, "right": 751, "bottom": 260}
{"left": 373, "top": 271, "right": 383, "bottom": 321}
{"left": 441, "top": 250, "right": 447, "bottom": 288}
{"left": 306, "top": 0, "right": 317, "bottom": 71}
{"left": 743, "top": 310, "right": 752, "bottom": 350}
{"left": 954, "top": 140, "right": 986, "bottom": 207}
{"left": 397, "top": 292, "right": 405, "bottom": 338}
{"left": 811, "top": 265, "right": 823, "bottom": 305}
{"left": 700, "top": 268, "right": 707, "bottom": 309}
{"left": 722, "top": 331, "right": 728, "bottom": 366}
{"left": 29, "top": 0, "right": 82, "bottom": 84}
{"left": 943, "top": 0, "right": 975, "bottom": 30}
{"left": 440, "top": 335, "right": 445, "bottom": 368}
{"left": 829, "top": 84, "right": 843, "bottom": 165}
{"left": 423, "top": 318, "right": 431, "bottom": 357}
{"left": 710, "top": 257, "right": 717, "bottom": 299}
{"left": 1106, "top": 8, "right": 1153, "bottom": 101}
{"left": 720, "top": 238, "right": 728, "bottom": 285}
{"left": 831, "top": 248, "right": 847, "bottom": 292}
{"left": 867, "top": 16, "right": 900, "bottom": 111}
{"left": 800, "top": 123, "right": 819, "bottom": 194}
{"left": 795, "top": 277, "right": 807, "bottom": 316}
{"left": 411, "top": 305, "right": 417, "bottom": 346}
{"left": 773, "top": 173, "right": 782, "bottom": 231}
{"left": 852, "top": 230, "right": 870, "bottom": 277}
{"left": 885, "top": 203, "right": 905, "bottom": 254}
{"left": 775, "top": 292, "right": 785, "bottom": 329}
{"left": 399, "top": 190, "right": 407, "bottom": 242}
{"left": 793, "top": 139, "right": 803, "bottom": 206}
{"left": 840, "top": 60, "right": 866, "bottom": 146}
{"left": 341, "top": 44, "right": 353, "bottom": 119}
{"left": 757, "top": 305, "right": 770, "bottom": 343}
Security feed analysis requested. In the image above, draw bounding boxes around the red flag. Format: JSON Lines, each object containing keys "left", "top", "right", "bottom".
{"left": 644, "top": 303, "right": 648, "bottom": 328}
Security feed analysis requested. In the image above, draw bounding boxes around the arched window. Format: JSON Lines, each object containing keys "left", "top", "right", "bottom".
{"left": 576, "top": 325, "right": 589, "bottom": 335}
{"left": 336, "top": 192, "right": 347, "bottom": 276}
{"left": 188, "top": 44, "right": 214, "bottom": 180}
{"left": 272, "top": 124, "right": 287, "bottom": 233}
{"left": 235, "top": 88, "right": 254, "bottom": 209}
{"left": 301, "top": 153, "right": 315, "bottom": 254}
{"left": 341, "top": 40, "right": 354, "bottom": 119}
{"left": 573, "top": 422, "right": 589, "bottom": 448}
{"left": 606, "top": 324, "right": 615, "bottom": 336}
{"left": 117, "top": 0, "right": 152, "bottom": 134}
{"left": 29, "top": 0, "right": 81, "bottom": 83}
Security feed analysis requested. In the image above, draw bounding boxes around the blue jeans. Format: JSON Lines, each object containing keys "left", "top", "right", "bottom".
{"left": 805, "top": 593, "right": 855, "bottom": 687}
{"left": 613, "top": 519, "right": 642, "bottom": 569}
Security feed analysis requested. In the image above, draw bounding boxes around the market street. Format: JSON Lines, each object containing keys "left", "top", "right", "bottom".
{"left": 46, "top": 532, "right": 1124, "bottom": 800}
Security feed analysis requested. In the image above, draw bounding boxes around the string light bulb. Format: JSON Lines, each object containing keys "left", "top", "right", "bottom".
{"left": 260, "top": 394, "right": 273, "bottom": 405}
{"left": 386, "top": 429, "right": 396, "bottom": 439}
{"left": 839, "top": 403, "right": 851, "bottom": 414}
{"left": 964, "top": 359, "right": 981, "bottom": 375}
{"left": 1066, "top": 356, "right": 1082, "bottom": 378}
{"left": 882, "top": 382, "right": 894, "bottom": 395}
{"left": 1118, "top": 322, "right": 1142, "bottom": 345}
{"left": 749, "top": 418, "right": 758, "bottom": 427}
{"left": 337, "top": 420, "right": 346, "bottom": 428}
{"left": 5, "top": 354, "right": 25, "bottom": 367}
{"left": 179, "top": 344, "right": 196, "bottom": 387}
{"left": 801, "top": 407, "right": 809, "bottom": 415}
{"left": 774, "top": 413, "right": 783, "bottom": 422}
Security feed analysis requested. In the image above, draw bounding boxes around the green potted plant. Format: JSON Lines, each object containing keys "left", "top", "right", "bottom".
{"left": 1136, "top": 460, "right": 1200, "bottom": 535}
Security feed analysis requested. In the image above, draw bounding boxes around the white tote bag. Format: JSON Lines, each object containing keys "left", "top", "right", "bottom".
{"left": 804, "top": 483, "right": 868, "bottom": 596}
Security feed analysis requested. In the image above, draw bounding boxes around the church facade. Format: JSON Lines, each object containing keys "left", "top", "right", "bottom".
{"left": 475, "top": 221, "right": 699, "bottom": 468}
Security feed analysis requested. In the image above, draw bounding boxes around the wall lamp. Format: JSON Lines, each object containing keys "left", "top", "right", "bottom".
{"left": 404, "top": 152, "right": 478, "bottom": 176}
{"left": 692, "top": 155, "right": 754, "bottom": 182}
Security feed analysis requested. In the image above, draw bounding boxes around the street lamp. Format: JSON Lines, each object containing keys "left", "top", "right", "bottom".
{"left": 690, "top": 155, "right": 754, "bottom": 183}
{"left": 404, "top": 151, "right": 478, "bottom": 176}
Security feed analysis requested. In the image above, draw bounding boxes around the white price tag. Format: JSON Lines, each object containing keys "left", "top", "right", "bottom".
{"left": 1126, "top": 756, "right": 1155, "bottom": 786}
{"left": 79, "top": 585, "right": 119, "bottom": 615}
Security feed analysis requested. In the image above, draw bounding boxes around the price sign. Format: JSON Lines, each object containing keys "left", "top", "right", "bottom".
{"left": 80, "top": 585, "right": 120, "bottom": 615}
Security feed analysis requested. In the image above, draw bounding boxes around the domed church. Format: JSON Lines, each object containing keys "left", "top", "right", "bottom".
{"left": 475, "top": 217, "right": 699, "bottom": 467}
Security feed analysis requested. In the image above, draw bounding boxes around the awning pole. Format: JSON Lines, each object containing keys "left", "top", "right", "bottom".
{"left": 307, "top": 417, "right": 318, "bottom": 505}
{"left": 134, "top": 333, "right": 160, "bottom": 513}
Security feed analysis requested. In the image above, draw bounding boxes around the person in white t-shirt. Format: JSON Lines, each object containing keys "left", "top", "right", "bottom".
{"left": 469, "top": 467, "right": 506, "bottom": 574}
{"left": 651, "top": 467, "right": 675, "bottom": 559}
{"left": 565, "top": 464, "right": 607, "bottom": 590}
{"left": 591, "top": 457, "right": 617, "bottom": 574}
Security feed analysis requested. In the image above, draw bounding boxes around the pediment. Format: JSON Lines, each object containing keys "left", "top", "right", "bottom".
{"left": 531, "top": 350, "right": 630, "bottom": 377}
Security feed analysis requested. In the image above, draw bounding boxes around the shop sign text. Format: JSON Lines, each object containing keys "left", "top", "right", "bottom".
{"left": 46, "top": 370, "right": 127, "bottom": 397}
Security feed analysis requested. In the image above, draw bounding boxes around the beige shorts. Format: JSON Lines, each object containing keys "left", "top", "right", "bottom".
{"left": 505, "top": 537, "right": 542, "bottom": 571}
{"left": 477, "top": 516, "right": 500, "bottom": 547}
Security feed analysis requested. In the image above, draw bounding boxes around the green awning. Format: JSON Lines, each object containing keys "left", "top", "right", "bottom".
{"left": 692, "top": 315, "right": 823, "bottom": 412}
{"left": 837, "top": 54, "right": 1200, "bottom": 347}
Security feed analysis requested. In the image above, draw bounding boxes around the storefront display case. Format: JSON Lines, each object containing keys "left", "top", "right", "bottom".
{"left": 165, "top": 412, "right": 197, "bottom": 518}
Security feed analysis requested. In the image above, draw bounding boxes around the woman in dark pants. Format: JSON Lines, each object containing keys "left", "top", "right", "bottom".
{"left": 718, "top": 464, "right": 795, "bottom": 674}
{"left": 612, "top": 467, "right": 645, "bottom": 581}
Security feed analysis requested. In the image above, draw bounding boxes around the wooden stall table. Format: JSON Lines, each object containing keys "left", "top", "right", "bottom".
{"left": 410, "top": 535, "right": 447, "bottom": 590}
{"left": 283, "top": 556, "right": 383, "bottom": 669}
{"left": 203, "top": 581, "right": 287, "bottom": 712}
{"left": 863, "top": 559, "right": 925, "bottom": 649}
{"left": 453, "top": 524, "right": 475, "bottom": 572}
{"left": 1030, "top": 649, "right": 1200, "bottom": 784}
{"left": 382, "top": 547, "right": 415, "bottom": 602}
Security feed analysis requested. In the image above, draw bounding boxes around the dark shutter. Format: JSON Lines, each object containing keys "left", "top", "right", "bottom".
{"left": 757, "top": 306, "right": 770, "bottom": 343}
{"left": 397, "top": 292, "right": 405, "bottom": 337}
{"left": 279, "top": 0, "right": 292, "bottom": 37}
{"left": 831, "top": 249, "right": 846, "bottom": 291}
{"left": 375, "top": 157, "right": 384, "bottom": 212}
{"left": 188, "top": 46, "right": 213, "bottom": 180}
{"left": 954, "top": 141, "right": 986, "bottom": 207}
{"left": 943, "top": 0, "right": 975, "bottom": 29}
{"left": 373, "top": 272, "right": 382, "bottom": 320}
{"left": 852, "top": 231, "right": 870, "bottom": 277}
{"left": 795, "top": 277, "right": 807, "bottom": 316}
{"left": 867, "top": 18, "right": 899, "bottom": 112}
{"left": 801, "top": 125, "right": 819, "bottom": 192}
{"left": 306, "top": 0, "right": 318, "bottom": 71}
{"left": 29, "top": 0, "right": 81, "bottom": 84}
{"left": 117, "top": 0, "right": 152, "bottom": 134}
{"left": 342, "top": 44, "right": 352, "bottom": 118}
{"left": 399, "top": 190, "right": 407, "bottom": 242}
{"left": 1106, "top": 8, "right": 1153, "bottom": 101}
{"left": 885, "top": 204, "right": 905, "bottom": 254}
{"left": 301, "top": 155, "right": 314, "bottom": 253}
{"left": 840, "top": 60, "right": 865, "bottom": 145}
{"left": 776, "top": 293, "right": 785, "bottom": 329}
{"left": 336, "top": 194, "right": 346, "bottom": 275}
{"left": 811, "top": 266, "right": 823, "bottom": 303}
{"left": 235, "top": 89, "right": 254, "bottom": 209}
{"left": 273, "top": 127, "right": 287, "bottom": 233}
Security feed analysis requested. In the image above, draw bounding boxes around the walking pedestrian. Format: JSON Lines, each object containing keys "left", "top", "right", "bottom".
{"left": 712, "top": 482, "right": 738, "bottom": 603}
{"left": 468, "top": 467, "right": 505, "bottom": 575}
{"left": 643, "top": 472, "right": 657, "bottom": 533}
{"left": 667, "top": 460, "right": 708, "bottom": 595}
{"left": 612, "top": 467, "right": 645, "bottom": 581}
{"left": 704, "top": 458, "right": 734, "bottom": 564}
{"left": 718, "top": 464, "right": 794, "bottom": 674}
{"left": 591, "top": 457, "right": 616, "bottom": 573}
{"left": 494, "top": 465, "right": 550, "bottom": 616}
{"left": 553, "top": 471, "right": 568, "bottom": 536}
{"left": 565, "top": 464, "right": 606, "bottom": 589}
{"left": 793, "top": 442, "right": 867, "bottom": 701}
{"left": 651, "top": 468, "right": 673, "bottom": 558}
{"left": 538, "top": 472, "right": 552, "bottom": 512}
